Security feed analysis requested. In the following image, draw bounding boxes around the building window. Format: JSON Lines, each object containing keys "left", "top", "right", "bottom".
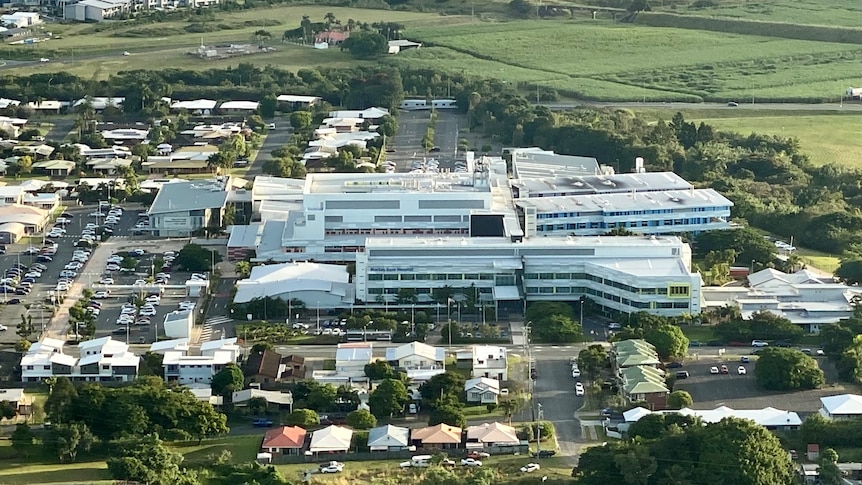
{"left": 667, "top": 284, "right": 690, "bottom": 297}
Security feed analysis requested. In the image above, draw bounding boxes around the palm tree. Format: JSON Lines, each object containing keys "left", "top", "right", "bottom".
{"left": 498, "top": 398, "right": 523, "bottom": 424}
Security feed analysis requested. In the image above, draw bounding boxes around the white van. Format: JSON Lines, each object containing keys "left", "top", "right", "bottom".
{"left": 400, "top": 455, "right": 432, "bottom": 468}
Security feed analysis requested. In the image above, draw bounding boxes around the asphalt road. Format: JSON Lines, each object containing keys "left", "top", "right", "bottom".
{"left": 247, "top": 116, "right": 293, "bottom": 177}
{"left": 543, "top": 101, "right": 862, "bottom": 112}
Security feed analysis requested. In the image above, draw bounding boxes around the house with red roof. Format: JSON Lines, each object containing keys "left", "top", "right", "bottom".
{"left": 260, "top": 425, "right": 307, "bottom": 455}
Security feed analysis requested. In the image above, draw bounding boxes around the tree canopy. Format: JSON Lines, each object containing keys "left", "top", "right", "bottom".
{"left": 175, "top": 243, "right": 221, "bottom": 272}
{"left": 369, "top": 378, "right": 409, "bottom": 418}
{"left": 754, "top": 348, "right": 825, "bottom": 391}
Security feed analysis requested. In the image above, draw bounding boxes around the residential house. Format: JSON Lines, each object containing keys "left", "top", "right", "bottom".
{"left": 465, "top": 377, "right": 500, "bottom": 405}
{"left": 25, "top": 100, "right": 62, "bottom": 113}
{"left": 315, "top": 30, "right": 348, "bottom": 44}
{"left": 819, "top": 394, "right": 862, "bottom": 420}
{"left": 611, "top": 339, "right": 661, "bottom": 370}
{"left": 0, "top": 389, "right": 32, "bottom": 418}
{"left": 21, "top": 337, "right": 140, "bottom": 382}
{"left": 385, "top": 341, "right": 445, "bottom": 381}
{"left": 219, "top": 101, "right": 259, "bottom": 114}
{"left": 465, "top": 422, "right": 521, "bottom": 449}
{"left": 282, "top": 355, "right": 306, "bottom": 380}
{"left": 23, "top": 192, "right": 60, "bottom": 212}
{"left": 74, "top": 97, "right": 124, "bottom": 111}
{"left": 157, "top": 338, "right": 239, "bottom": 385}
{"left": 335, "top": 342, "right": 373, "bottom": 376}
{"left": 471, "top": 345, "right": 508, "bottom": 381}
{"left": 0, "top": 97, "right": 20, "bottom": 109}
{"left": 243, "top": 349, "right": 285, "bottom": 384}
{"left": 328, "top": 107, "right": 389, "bottom": 121}
{"left": 101, "top": 128, "right": 149, "bottom": 142}
{"left": 261, "top": 426, "right": 307, "bottom": 455}
{"left": 276, "top": 94, "right": 321, "bottom": 110}
{"left": 170, "top": 99, "right": 218, "bottom": 115}
{"left": 0, "top": 185, "right": 24, "bottom": 205}
{"left": 619, "top": 365, "right": 668, "bottom": 410}
{"left": 144, "top": 145, "right": 217, "bottom": 175}
{"left": 367, "top": 424, "right": 411, "bottom": 452}
{"left": 410, "top": 424, "right": 462, "bottom": 450}
{"left": 308, "top": 425, "right": 353, "bottom": 454}
{"left": 233, "top": 388, "right": 293, "bottom": 412}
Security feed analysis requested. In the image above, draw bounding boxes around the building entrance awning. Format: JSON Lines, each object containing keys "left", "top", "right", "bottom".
{"left": 493, "top": 286, "right": 521, "bottom": 301}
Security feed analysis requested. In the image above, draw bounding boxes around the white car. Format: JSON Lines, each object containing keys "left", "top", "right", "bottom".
{"left": 133, "top": 279, "right": 146, "bottom": 286}
{"left": 572, "top": 367, "right": 581, "bottom": 378}
{"left": 94, "top": 291, "right": 110, "bottom": 299}
{"left": 59, "top": 270, "right": 77, "bottom": 278}
{"left": 0, "top": 324, "right": 7, "bottom": 331}
{"left": 319, "top": 462, "right": 344, "bottom": 474}
{"left": 575, "top": 382, "right": 585, "bottom": 396}
{"left": 117, "top": 316, "right": 134, "bottom": 325}
{"left": 520, "top": 463, "right": 541, "bottom": 473}
{"left": 47, "top": 231, "right": 64, "bottom": 238}
{"left": 179, "top": 302, "right": 195, "bottom": 311}
{"left": 55, "top": 283, "right": 69, "bottom": 291}
{"left": 461, "top": 458, "right": 482, "bottom": 467}
{"left": 87, "top": 307, "right": 100, "bottom": 316}
{"left": 145, "top": 296, "right": 160, "bottom": 305}
{"left": 88, "top": 212, "right": 106, "bottom": 218}
{"left": 64, "top": 262, "right": 83, "bottom": 270}
{"left": 156, "top": 273, "right": 171, "bottom": 280}
{"left": 25, "top": 271, "right": 41, "bottom": 278}
{"left": 751, "top": 340, "right": 769, "bottom": 347}
{"left": 121, "top": 307, "right": 137, "bottom": 315}
{"left": 737, "top": 366, "right": 747, "bottom": 375}
{"left": 51, "top": 227, "right": 67, "bottom": 234}
{"left": 106, "top": 264, "right": 120, "bottom": 272}
{"left": 139, "top": 307, "right": 157, "bottom": 316}
{"left": 99, "top": 277, "right": 114, "bottom": 284}
{"left": 710, "top": 366, "right": 720, "bottom": 375}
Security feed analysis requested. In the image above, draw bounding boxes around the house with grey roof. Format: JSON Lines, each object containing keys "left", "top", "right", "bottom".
{"left": 146, "top": 179, "right": 228, "bottom": 237}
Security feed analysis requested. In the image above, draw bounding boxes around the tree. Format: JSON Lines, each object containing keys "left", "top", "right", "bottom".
{"left": 11, "top": 423, "right": 35, "bottom": 457}
{"left": 694, "top": 418, "right": 794, "bottom": 485}
{"left": 667, "top": 390, "right": 693, "bottom": 409}
{"left": 259, "top": 94, "right": 278, "bottom": 118}
{"left": 364, "top": 360, "right": 396, "bottom": 380}
{"left": 211, "top": 363, "right": 244, "bottom": 397}
{"left": 377, "top": 114, "right": 398, "bottom": 138}
{"left": 342, "top": 31, "right": 387, "bottom": 59}
{"left": 175, "top": 243, "right": 221, "bottom": 272}
{"left": 0, "top": 400, "right": 16, "bottom": 420}
{"left": 45, "top": 377, "right": 77, "bottom": 424}
{"left": 235, "top": 261, "right": 251, "bottom": 278}
{"left": 836, "top": 259, "right": 862, "bottom": 285}
{"left": 284, "top": 408, "right": 319, "bottom": 427}
{"left": 16, "top": 313, "right": 34, "bottom": 340}
{"left": 578, "top": 345, "right": 608, "bottom": 379}
{"left": 369, "top": 378, "right": 409, "bottom": 418}
{"left": 46, "top": 422, "right": 96, "bottom": 463}
{"left": 107, "top": 434, "right": 198, "bottom": 485}
{"left": 289, "top": 110, "right": 312, "bottom": 133}
{"left": 428, "top": 405, "right": 466, "bottom": 428}
{"left": 754, "top": 348, "right": 825, "bottom": 391}
{"left": 345, "top": 409, "right": 377, "bottom": 430}
{"left": 644, "top": 324, "right": 689, "bottom": 360}
{"left": 614, "top": 444, "right": 657, "bottom": 485}
{"left": 714, "top": 310, "right": 803, "bottom": 343}
{"left": 419, "top": 372, "right": 466, "bottom": 406}
{"left": 14, "top": 339, "right": 31, "bottom": 353}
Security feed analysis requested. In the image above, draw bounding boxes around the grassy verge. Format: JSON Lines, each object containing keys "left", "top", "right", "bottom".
{"left": 462, "top": 404, "right": 504, "bottom": 420}
{"left": 680, "top": 325, "right": 716, "bottom": 344}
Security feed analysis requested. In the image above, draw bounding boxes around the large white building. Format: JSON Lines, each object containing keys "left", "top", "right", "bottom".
{"left": 214, "top": 151, "right": 717, "bottom": 317}
{"left": 702, "top": 268, "right": 862, "bottom": 333}
{"left": 153, "top": 338, "right": 240, "bottom": 385}
{"left": 21, "top": 337, "right": 139, "bottom": 383}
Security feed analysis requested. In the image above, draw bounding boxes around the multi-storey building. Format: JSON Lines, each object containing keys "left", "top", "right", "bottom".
{"left": 21, "top": 337, "right": 139, "bottom": 383}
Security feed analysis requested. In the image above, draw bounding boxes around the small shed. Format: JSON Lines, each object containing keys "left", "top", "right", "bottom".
{"left": 807, "top": 443, "right": 820, "bottom": 461}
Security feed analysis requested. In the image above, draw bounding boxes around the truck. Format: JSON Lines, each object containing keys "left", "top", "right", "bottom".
{"left": 846, "top": 87, "right": 862, "bottom": 99}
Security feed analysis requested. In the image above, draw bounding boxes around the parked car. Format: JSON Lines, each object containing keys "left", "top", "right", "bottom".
{"left": 461, "top": 458, "right": 482, "bottom": 467}
{"left": 675, "top": 371, "right": 690, "bottom": 379}
{"left": 520, "top": 463, "right": 541, "bottom": 473}
{"left": 99, "top": 277, "right": 114, "bottom": 285}
{"left": 720, "top": 365, "right": 729, "bottom": 374}
{"left": 467, "top": 451, "right": 490, "bottom": 459}
{"left": 575, "top": 382, "right": 585, "bottom": 396}
{"left": 740, "top": 356, "right": 750, "bottom": 363}
{"left": 751, "top": 340, "right": 769, "bottom": 347}
{"left": 737, "top": 366, "right": 747, "bottom": 375}
{"left": 252, "top": 418, "right": 274, "bottom": 427}
{"left": 532, "top": 450, "right": 556, "bottom": 458}
{"left": 667, "top": 362, "right": 684, "bottom": 368}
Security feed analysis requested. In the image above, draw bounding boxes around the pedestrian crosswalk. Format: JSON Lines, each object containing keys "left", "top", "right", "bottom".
{"left": 199, "top": 315, "right": 232, "bottom": 342}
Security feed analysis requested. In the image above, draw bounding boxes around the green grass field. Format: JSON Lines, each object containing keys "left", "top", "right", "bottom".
{"left": 629, "top": 108, "right": 862, "bottom": 169}
{"left": 400, "top": 20, "right": 861, "bottom": 102}
{"left": 660, "top": 0, "right": 862, "bottom": 28}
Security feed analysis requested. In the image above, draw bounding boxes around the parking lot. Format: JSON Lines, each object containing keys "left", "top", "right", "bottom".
{"left": 0, "top": 203, "right": 207, "bottom": 346}
{"left": 386, "top": 110, "right": 466, "bottom": 173}
{"left": 673, "top": 348, "right": 848, "bottom": 413}
{"left": 0, "top": 205, "right": 138, "bottom": 344}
